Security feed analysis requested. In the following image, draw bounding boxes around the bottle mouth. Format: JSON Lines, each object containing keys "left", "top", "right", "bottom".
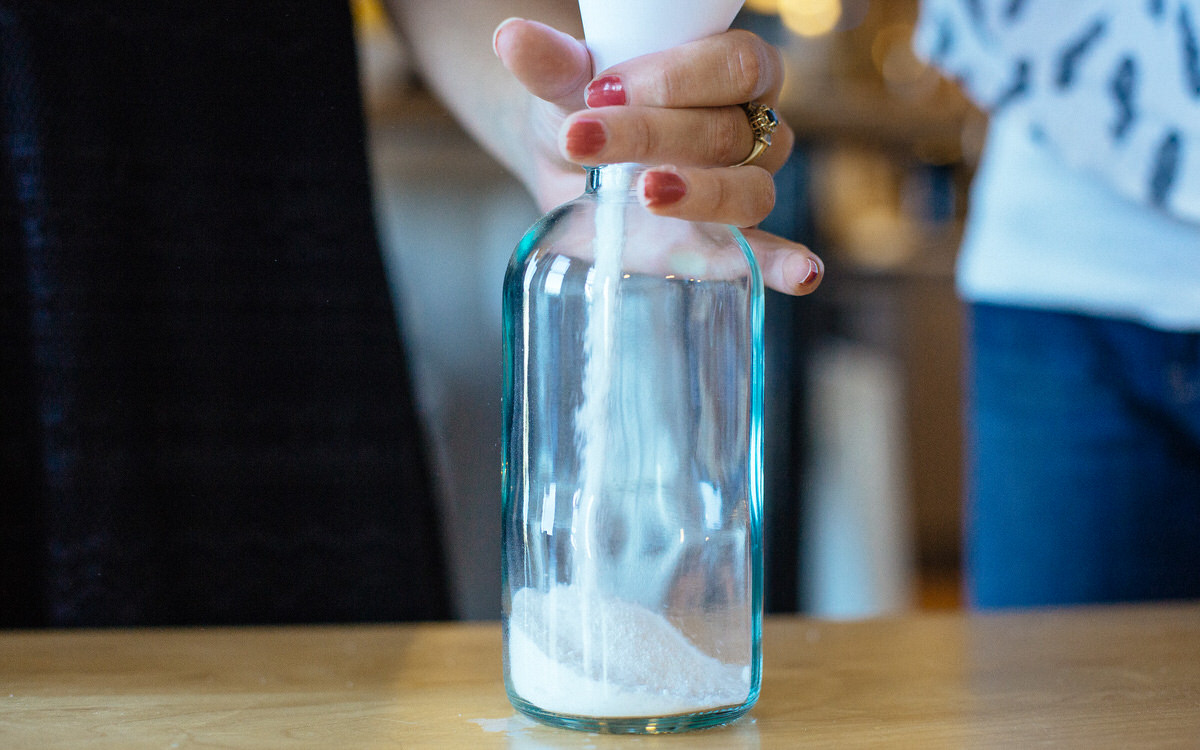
{"left": 586, "top": 163, "right": 644, "bottom": 196}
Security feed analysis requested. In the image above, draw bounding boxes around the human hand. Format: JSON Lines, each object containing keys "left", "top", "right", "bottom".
{"left": 492, "top": 18, "right": 822, "bottom": 295}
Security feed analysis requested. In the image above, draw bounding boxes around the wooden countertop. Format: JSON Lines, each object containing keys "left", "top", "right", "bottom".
{"left": 3, "top": 603, "right": 1199, "bottom": 748}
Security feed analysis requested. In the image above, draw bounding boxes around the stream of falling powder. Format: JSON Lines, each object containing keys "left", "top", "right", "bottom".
{"left": 576, "top": 186, "right": 622, "bottom": 553}
{"left": 570, "top": 179, "right": 626, "bottom": 690}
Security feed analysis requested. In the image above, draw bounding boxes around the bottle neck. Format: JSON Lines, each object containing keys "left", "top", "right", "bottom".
{"left": 585, "top": 163, "right": 646, "bottom": 198}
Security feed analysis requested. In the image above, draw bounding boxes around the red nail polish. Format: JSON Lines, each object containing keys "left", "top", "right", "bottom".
{"left": 802, "top": 259, "right": 821, "bottom": 285}
{"left": 586, "top": 75, "right": 627, "bottom": 107}
{"left": 642, "top": 171, "right": 687, "bottom": 208}
{"left": 565, "top": 119, "right": 607, "bottom": 158}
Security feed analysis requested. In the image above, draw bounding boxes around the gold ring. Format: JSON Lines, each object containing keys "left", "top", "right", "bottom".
{"left": 734, "top": 102, "right": 779, "bottom": 167}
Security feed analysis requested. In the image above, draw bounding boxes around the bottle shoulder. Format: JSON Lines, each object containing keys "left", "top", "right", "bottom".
{"left": 509, "top": 197, "right": 759, "bottom": 283}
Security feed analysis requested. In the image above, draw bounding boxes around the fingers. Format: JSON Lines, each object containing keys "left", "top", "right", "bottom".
{"left": 690, "top": 226, "right": 823, "bottom": 296}
{"left": 495, "top": 20, "right": 791, "bottom": 172}
{"left": 740, "top": 228, "right": 825, "bottom": 296}
{"left": 639, "top": 165, "right": 775, "bottom": 228}
{"left": 562, "top": 106, "right": 795, "bottom": 174}
{"left": 495, "top": 24, "right": 786, "bottom": 114}
{"left": 635, "top": 168, "right": 824, "bottom": 296}
{"left": 493, "top": 18, "right": 591, "bottom": 208}
{"left": 570, "top": 30, "right": 792, "bottom": 173}
{"left": 493, "top": 18, "right": 591, "bottom": 112}
{"left": 492, "top": 18, "right": 811, "bottom": 293}
{"left": 590, "top": 30, "right": 785, "bottom": 109}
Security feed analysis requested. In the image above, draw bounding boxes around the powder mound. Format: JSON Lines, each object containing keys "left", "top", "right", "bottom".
{"left": 507, "top": 585, "right": 749, "bottom": 718}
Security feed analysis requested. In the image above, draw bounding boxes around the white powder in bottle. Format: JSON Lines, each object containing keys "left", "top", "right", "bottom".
{"left": 507, "top": 585, "right": 750, "bottom": 718}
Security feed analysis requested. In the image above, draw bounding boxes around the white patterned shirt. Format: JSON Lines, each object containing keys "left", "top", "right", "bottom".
{"left": 914, "top": 0, "right": 1200, "bottom": 329}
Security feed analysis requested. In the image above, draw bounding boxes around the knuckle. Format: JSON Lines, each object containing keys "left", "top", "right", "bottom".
{"left": 766, "top": 124, "right": 796, "bottom": 169}
{"left": 745, "top": 172, "right": 776, "bottom": 223}
{"left": 728, "top": 53, "right": 761, "bottom": 102}
{"left": 724, "top": 30, "right": 771, "bottom": 100}
{"left": 776, "top": 122, "right": 795, "bottom": 154}
{"left": 709, "top": 175, "right": 731, "bottom": 216}
{"left": 710, "top": 110, "right": 746, "bottom": 163}
{"left": 656, "top": 66, "right": 689, "bottom": 107}
{"left": 629, "top": 115, "right": 658, "bottom": 162}
{"left": 764, "top": 43, "right": 785, "bottom": 91}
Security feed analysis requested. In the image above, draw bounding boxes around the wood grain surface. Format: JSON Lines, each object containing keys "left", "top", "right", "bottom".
{"left": 3, "top": 604, "right": 1199, "bottom": 748}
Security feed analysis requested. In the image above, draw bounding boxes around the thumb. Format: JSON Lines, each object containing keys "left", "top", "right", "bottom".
{"left": 493, "top": 18, "right": 593, "bottom": 112}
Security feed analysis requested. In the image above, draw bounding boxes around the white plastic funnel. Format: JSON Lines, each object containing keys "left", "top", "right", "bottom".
{"left": 579, "top": 0, "right": 745, "bottom": 74}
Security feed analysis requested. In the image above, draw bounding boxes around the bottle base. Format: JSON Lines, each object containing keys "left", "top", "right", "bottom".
{"left": 510, "top": 697, "right": 755, "bottom": 734}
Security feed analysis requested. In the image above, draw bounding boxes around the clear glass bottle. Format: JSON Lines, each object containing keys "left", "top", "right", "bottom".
{"left": 501, "top": 162, "right": 764, "bottom": 734}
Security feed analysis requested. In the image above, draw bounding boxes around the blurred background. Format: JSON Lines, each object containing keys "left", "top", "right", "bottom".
{"left": 352, "top": 0, "right": 982, "bottom": 620}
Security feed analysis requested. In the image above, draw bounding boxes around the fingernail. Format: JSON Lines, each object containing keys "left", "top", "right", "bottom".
{"left": 492, "top": 17, "right": 522, "bottom": 57}
{"left": 784, "top": 254, "right": 822, "bottom": 292}
{"left": 799, "top": 258, "right": 821, "bottom": 287}
{"left": 586, "top": 75, "right": 626, "bottom": 107}
{"left": 564, "top": 119, "right": 607, "bottom": 158}
{"left": 641, "top": 170, "right": 687, "bottom": 208}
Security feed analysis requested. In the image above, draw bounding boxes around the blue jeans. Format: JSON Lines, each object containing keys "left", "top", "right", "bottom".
{"left": 966, "top": 304, "right": 1200, "bottom": 609}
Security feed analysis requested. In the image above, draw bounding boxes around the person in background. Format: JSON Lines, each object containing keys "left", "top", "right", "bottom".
{"left": 0, "top": 1, "right": 819, "bottom": 627}
{"left": 914, "top": 0, "right": 1200, "bottom": 607}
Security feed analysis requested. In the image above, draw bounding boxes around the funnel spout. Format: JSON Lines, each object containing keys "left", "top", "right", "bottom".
{"left": 579, "top": 0, "right": 745, "bottom": 74}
